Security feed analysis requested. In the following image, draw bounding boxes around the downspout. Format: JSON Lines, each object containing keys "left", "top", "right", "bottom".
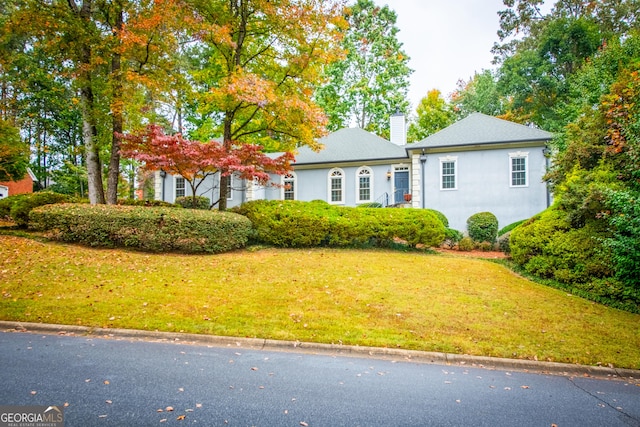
{"left": 419, "top": 150, "right": 428, "bottom": 209}
{"left": 543, "top": 147, "right": 551, "bottom": 208}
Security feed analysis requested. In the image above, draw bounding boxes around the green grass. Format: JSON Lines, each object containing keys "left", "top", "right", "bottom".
{"left": 1, "top": 235, "right": 639, "bottom": 369}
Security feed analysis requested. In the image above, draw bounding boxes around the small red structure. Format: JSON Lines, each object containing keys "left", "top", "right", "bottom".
{"left": 0, "top": 169, "right": 36, "bottom": 199}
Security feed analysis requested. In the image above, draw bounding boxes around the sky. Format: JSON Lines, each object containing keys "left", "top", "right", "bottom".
{"left": 378, "top": 0, "right": 507, "bottom": 110}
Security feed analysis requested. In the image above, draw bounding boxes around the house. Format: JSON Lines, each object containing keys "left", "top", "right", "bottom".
{"left": 407, "top": 113, "right": 553, "bottom": 230}
{"left": 0, "top": 168, "right": 37, "bottom": 200}
{"left": 154, "top": 113, "right": 553, "bottom": 232}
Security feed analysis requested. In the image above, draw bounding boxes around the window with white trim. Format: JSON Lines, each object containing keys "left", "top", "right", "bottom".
{"left": 509, "top": 152, "right": 528, "bottom": 187}
{"left": 226, "top": 174, "right": 233, "bottom": 200}
{"left": 283, "top": 173, "right": 296, "bottom": 200}
{"left": 440, "top": 157, "right": 457, "bottom": 190}
{"left": 357, "top": 167, "right": 372, "bottom": 203}
{"left": 328, "top": 168, "right": 344, "bottom": 204}
{"left": 175, "top": 176, "right": 185, "bottom": 198}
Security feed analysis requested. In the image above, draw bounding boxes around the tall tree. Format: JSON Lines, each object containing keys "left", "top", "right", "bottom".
{"left": 493, "top": 0, "right": 639, "bottom": 130}
{"left": 315, "top": 0, "right": 412, "bottom": 136}
{"left": 0, "top": 119, "right": 28, "bottom": 182}
{"left": 1, "top": 0, "right": 188, "bottom": 204}
{"left": 450, "top": 70, "right": 506, "bottom": 119}
{"left": 187, "top": 0, "right": 345, "bottom": 210}
{"left": 407, "top": 89, "right": 454, "bottom": 142}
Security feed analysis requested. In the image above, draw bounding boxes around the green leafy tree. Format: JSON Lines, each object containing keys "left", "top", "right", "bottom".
{"left": 315, "top": 0, "right": 412, "bottom": 136}
{"left": 0, "top": 119, "right": 28, "bottom": 182}
{"left": 450, "top": 70, "right": 505, "bottom": 119}
{"left": 407, "top": 89, "right": 454, "bottom": 142}
{"left": 1, "top": 0, "right": 188, "bottom": 204}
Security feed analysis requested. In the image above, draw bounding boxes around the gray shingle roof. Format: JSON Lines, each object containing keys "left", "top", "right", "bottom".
{"left": 410, "top": 113, "right": 553, "bottom": 149}
{"left": 294, "top": 127, "right": 408, "bottom": 165}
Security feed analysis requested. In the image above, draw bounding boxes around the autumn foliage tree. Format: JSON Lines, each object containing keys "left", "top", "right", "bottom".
{"left": 120, "top": 124, "right": 294, "bottom": 208}
{"left": 186, "top": 0, "right": 345, "bottom": 210}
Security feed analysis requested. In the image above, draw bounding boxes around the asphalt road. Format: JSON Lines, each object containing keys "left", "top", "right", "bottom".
{"left": 0, "top": 331, "right": 639, "bottom": 427}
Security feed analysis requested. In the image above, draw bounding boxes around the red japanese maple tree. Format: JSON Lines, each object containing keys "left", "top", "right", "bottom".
{"left": 120, "top": 124, "right": 294, "bottom": 208}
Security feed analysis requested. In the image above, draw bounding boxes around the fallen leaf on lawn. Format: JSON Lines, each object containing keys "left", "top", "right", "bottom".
{"left": 98, "top": 415, "right": 107, "bottom": 418}
{"left": 63, "top": 403, "right": 69, "bottom": 408}
{"left": 251, "top": 367, "right": 258, "bottom": 371}
{"left": 104, "top": 380, "right": 110, "bottom": 385}
{"left": 157, "top": 409, "right": 163, "bottom": 412}
{"left": 456, "top": 400, "right": 461, "bottom": 403}
{"left": 521, "top": 385, "right": 530, "bottom": 389}
{"left": 30, "top": 391, "right": 37, "bottom": 395}
{"left": 160, "top": 419, "right": 167, "bottom": 423}
{"left": 106, "top": 400, "right": 112, "bottom": 404}
{"left": 85, "top": 379, "right": 91, "bottom": 383}
{"left": 196, "top": 403, "right": 202, "bottom": 408}
{"left": 178, "top": 387, "right": 184, "bottom": 392}
{"left": 300, "top": 422, "right": 308, "bottom": 426}
{"left": 259, "top": 386, "right": 265, "bottom": 389}
{"left": 177, "top": 415, "right": 186, "bottom": 420}
{"left": 504, "top": 387, "right": 511, "bottom": 390}
{"left": 165, "top": 406, "right": 174, "bottom": 412}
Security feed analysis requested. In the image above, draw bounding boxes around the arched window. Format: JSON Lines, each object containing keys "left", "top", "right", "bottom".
{"left": 283, "top": 173, "right": 296, "bottom": 200}
{"left": 328, "top": 168, "right": 344, "bottom": 204}
{"left": 356, "top": 167, "right": 372, "bottom": 203}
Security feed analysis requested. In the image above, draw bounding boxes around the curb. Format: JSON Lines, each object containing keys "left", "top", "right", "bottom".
{"left": 1, "top": 321, "right": 638, "bottom": 381}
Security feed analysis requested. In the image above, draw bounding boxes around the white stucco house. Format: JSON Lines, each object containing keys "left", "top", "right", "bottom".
{"left": 154, "top": 113, "right": 553, "bottom": 232}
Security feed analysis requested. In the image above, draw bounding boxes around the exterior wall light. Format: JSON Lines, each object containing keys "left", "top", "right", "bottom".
{"left": 386, "top": 169, "right": 392, "bottom": 180}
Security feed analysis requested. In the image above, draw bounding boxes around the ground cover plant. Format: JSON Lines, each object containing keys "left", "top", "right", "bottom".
{"left": 1, "top": 235, "right": 638, "bottom": 369}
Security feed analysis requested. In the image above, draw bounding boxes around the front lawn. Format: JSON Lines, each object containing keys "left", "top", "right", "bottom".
{"left": 1, "top": 235, "right": 638, "bottom": 369}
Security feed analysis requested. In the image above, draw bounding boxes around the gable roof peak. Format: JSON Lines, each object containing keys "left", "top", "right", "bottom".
{"left": 410, "top": 112, "right": 552, "bottom": 149}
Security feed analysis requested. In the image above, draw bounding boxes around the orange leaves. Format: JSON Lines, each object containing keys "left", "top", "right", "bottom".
{"left": 602, "top": 65, "right": 640, "bottom": 154}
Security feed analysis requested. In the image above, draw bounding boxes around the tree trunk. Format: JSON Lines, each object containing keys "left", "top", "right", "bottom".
{"left": 75, "top": 0, "right": 105, "bottom": 204}
{"left": 106, "top": 4, "right": 124, "bottom": 204}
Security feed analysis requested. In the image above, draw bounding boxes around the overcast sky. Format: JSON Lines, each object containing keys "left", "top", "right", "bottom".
{"left": 379, "top": 0, "right": 507, "bottom": 110}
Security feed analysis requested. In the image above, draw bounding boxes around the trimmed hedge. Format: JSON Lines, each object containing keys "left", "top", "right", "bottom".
{"left": 0, "top": 191, "right": 74, "bottom": 227}
{"left": 29, "top": 203, "right": 251, "bottom": 254}
{"left": 232, "top": 200, "right": 445, "bottom": 248}
{"left": 467, "top": 211, "right": 498, "bottom": 243}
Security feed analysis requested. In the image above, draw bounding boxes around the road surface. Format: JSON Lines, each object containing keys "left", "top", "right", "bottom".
{"left": 1, "top": 331, "right": 639, "bottom": 426}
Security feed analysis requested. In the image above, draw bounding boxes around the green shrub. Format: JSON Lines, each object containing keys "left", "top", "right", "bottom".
{"left": 443, "top": 228, "right": 463, "bottom": 248}
{"left": 510, "top": 205, "right": 615, "bottom": 285}
{"left": 0, "top": 193, "right": 28, "bottom": 220}
{"left": 467, "top": 212, "right": 498, "bottom": 243}
{"left": 426, "top": 209, "right": 449, "bottom": 228}
{"left": 29, "top": 203, "right": 251, "bottom": 254}
{"left": 7, "top": 191, "right": 73, "bottom": 227}
{"left": 603, "top": 189, "right": 640, "bottom": 291}
{"left": 175, "top": 196, "right": 210, "bottom": 210}
{"left": 233, "top": 200, "right": 445, "bottom": 249}
{"left": 458, "top": 236, "right": 474, "bottom": 251}
{"left": 498, "top": 232, "right": 512, "bottom": 254}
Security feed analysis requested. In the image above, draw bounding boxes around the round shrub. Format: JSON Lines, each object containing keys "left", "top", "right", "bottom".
{"left": 467, "top": 212, "right": 498, "bottom": 243}
{"left": 8, "top": 191, "right": 73, "bottom": 227}
{"left": 175, "top": 196, "right": 210, "bottom": 210}
{"left": 29, "top": 203, "right": 251, "bottom": 253}
{"left": 458, "top": 236, "right": 474, "bottom": 251}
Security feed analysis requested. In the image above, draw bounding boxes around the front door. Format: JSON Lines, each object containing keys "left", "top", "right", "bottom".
{"left": 394, "top": 169, "right": 410, "bottom": 204}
